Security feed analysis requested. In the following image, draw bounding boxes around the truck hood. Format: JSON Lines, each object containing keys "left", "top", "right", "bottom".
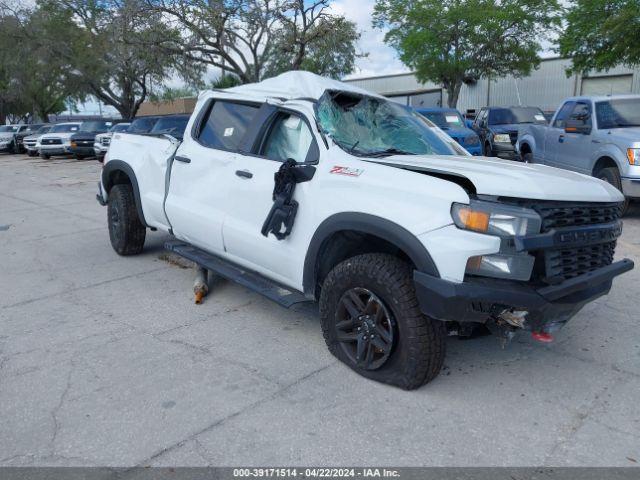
{"left": 371, "top": 154, "right": 624, "bottom": 202}
{"left": 0, "top": 133, "right": 14, "bottom": 141}
{"left": 604, "top": 128, "right": 640, "bottom": 147}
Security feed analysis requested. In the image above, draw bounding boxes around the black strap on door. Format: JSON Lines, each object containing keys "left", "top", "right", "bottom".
{"left": 261, "top": 159, "right": 315, "bottom": 240}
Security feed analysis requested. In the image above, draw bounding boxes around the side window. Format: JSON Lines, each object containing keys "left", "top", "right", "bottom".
{"left": 553, "top": 102, "right": 575, "bottom": 128}
{"left": 260, "top": 113, "right": 316, "bottom": 163}
{"left": 198, "top": 101, "right": 259, "bottom": 150}
{"left": 568, "top": 102, "right": 591, "bottom": 126}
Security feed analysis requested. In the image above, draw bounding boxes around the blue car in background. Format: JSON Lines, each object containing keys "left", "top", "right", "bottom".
{"left": 415, "top": 107, "right": 482, "bottom": 156}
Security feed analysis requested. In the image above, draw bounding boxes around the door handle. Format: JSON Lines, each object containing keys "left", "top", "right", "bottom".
{"left": 175, "top": 155, "right": 191, "bottom": 163}
{"left": 235, "top": 169, "right": 253, "bottom": 179}
{"left": 558, "top": 135, "right": 565, "bottom": 143}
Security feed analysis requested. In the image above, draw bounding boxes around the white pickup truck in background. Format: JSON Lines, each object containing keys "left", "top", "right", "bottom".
{"left": 518, "top": 95, "right": 640, "bottom": 210}
{"left": 96, "top": 72, "right": 633, "bottom": 389}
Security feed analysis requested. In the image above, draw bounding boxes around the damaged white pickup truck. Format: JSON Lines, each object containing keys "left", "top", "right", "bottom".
{"left": 97, "top": 72, "right": 633, "bottom": 389}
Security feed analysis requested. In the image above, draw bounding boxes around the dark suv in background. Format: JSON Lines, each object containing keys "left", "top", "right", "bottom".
{"left": 70, "top": 120, "right": 116, "bottom": 159}
{"left": 472, "top": 106, "right": 547, "bottom": 160}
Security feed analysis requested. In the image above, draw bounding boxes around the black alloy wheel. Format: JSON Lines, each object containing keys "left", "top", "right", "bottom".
{"left": 334, "top": 287, "right": 395, "bottom": 370}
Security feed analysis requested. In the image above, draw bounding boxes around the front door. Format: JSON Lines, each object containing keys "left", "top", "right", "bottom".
{"left": 543, "top": 101, "right": 575, "bottom": 167}
{"left": 554, "top": 101, "right": 594, "bottom": 174}
{"left": 223, "top": 110, "right": 319, "bottom": 285}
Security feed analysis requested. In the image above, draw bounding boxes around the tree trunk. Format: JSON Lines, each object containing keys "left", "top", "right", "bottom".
{"left": 446, "top": 81, "right": 463, "bottom": 108}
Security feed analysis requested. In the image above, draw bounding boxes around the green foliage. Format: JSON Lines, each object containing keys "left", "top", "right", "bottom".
{"left": 208, "top": 75, "right": 242, "bottom": 89}
{"left": 31, "top": 0, "right": 203, "bottom": 118}
{"left": 265, "top": 16, "right": 363, "bottom": 79}
{"left": 0, "top": 12, "right": 84, "bottom": 122}
{"left": 373, "top": 0, "right": 561, "bottom": 107}
{"left": 145, "top": 0, "right": 362, "bottom": 82}
{"left": 559, "top": 0, "right": 640, "bottom": 74}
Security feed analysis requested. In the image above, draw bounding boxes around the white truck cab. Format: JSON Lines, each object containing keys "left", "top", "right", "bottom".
{"left": 97, "top": 72, "right": 633, "bottom": 389}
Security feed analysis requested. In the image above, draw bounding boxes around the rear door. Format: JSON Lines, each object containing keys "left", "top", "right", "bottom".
{"left": 164, "top": 99, "right": 261, "bottom": 254}
{"left": 222, "top": 107, "right": 320, "bottom": 285}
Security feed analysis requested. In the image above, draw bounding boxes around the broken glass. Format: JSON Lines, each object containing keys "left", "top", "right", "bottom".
{"left": 316, "top": 91, "right": 466, "bottom": 157}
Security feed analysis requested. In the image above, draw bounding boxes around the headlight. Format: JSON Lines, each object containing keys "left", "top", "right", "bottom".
{"left": 493, "top": 133, "right": 511, "bottom": 143}
{"left": 451, "top": 200, "right": 541, "bottom": 281}
{"left": 464, "top": 134, "right": 480, "bottom": 146}
{"left": 628, "top": 148, "right": 640, "bottom": 165}
{"left": 451, "top": 201, "right": 541, "bottom": 237}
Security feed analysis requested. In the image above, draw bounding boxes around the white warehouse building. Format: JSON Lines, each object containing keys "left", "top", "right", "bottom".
{"left": 343, "top": 57, "right": 640, "bottom": 115}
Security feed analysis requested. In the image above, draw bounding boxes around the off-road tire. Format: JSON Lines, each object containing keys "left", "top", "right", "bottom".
{"left": 319, "top": 253, "right": 446, "bottom": 390}
{"left": 596, "top": 167, "right": 630, "bottom": 215}
{"left": 40, "top": 152, "right": 50, "bottom": 159}
{"left": 107, "top": 184, "right": 146, "bottom": 255}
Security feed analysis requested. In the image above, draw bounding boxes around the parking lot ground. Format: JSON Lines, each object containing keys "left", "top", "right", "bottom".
{"left": 1, "top": 153, "right": 640, "bottom": 467}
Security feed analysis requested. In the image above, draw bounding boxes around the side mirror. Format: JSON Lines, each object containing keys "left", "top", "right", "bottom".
{"left": 565, "top": 118, "right": 592, "bottom": 135}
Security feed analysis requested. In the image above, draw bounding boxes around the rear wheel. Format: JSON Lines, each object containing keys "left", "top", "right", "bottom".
{"left": 107, "top": 184, "right": 146, "bottom": 255}
{"left": 319, "top": 253, "right": 446, "bottom": 390}
{"left": 596, "top": 167, "right": 630, "bottom": 214}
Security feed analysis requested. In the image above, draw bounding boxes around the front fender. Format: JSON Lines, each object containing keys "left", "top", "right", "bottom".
{"left": 302, "top": 212, "right": 440, "bottom": 297}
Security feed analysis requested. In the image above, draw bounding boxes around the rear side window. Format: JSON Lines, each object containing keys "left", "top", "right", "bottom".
{"left": 197, "top": 101, "right": 259, "bottom": 150}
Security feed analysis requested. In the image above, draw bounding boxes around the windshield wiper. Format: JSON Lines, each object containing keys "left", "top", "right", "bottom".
{"left": 368, "top": 148, "right": 417, "bottom": 157}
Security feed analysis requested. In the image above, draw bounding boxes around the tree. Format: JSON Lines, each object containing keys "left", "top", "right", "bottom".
{"left": 31, "top": 0, "right": 202, "bottom": 119}
{"left": 0, "top": 10, "right": 83, "bottom": 122}
{"left": 559, "top": 0, "right": 640, "bottom": 74}
{"left": 144, "top": 0, "right": 362, "bottom": 82}
{"left": 373, "top": 0, "right": 561, "bottom": 107}
{"left": 265, "top": 14, "right": 362, "bottom": 78}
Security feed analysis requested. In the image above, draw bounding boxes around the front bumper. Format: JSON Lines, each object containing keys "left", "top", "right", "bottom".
{"left": 415, "top": 259, "right": 633, "bottom": 333}
{"left": 70, "top": 146, "right": 95, "bottom": 156}
{"left": 621, "top": 177, "right": 640, "bottom": 198}
{"left": 492, "top": 143, "right": 519, "bottom": 160}
{"left": 40, "top": 145, "right": 72, "bottom": 155}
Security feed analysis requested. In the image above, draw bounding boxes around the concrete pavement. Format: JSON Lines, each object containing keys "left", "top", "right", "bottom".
{"left": 1, "top": 153, "right": 639, "bottom": 467}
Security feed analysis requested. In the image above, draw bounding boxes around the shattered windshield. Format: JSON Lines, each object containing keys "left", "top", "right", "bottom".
{"left": 316, "top": 91, "right": 464, "bottom": 157}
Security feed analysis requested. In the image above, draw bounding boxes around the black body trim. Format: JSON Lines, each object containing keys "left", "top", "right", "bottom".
{"left": 414, "top": 259, "right": 633, "bottom": 332}
{"left": 166, "top": 240, "right": 310, "bottom": 308}
{"left": 303, "top": 212, "right": 439, "bottom": 297}
{"left": 100, "top": 160, "right": 149, "bottom": 227}
{"left": 514, "top": 220, "right": 623, "bottom": 251}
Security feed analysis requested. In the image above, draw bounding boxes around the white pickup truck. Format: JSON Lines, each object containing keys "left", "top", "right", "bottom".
{"left": 97, "top": 72, "right": 633, "bottom": 389}
{"left": 518, "top": 95, "right": 640, "bottom": 210}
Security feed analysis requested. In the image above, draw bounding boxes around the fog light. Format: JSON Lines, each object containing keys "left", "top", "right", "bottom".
{"left": 466, "top": 254, "right": 534, "bottom": 281}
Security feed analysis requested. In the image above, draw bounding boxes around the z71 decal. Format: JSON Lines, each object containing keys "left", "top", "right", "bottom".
{"left": 330, "top": 166, "right": 363, "bottom": 177}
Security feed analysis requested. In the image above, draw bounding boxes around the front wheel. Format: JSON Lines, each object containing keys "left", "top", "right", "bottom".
{"left": 107, "top": 184, "right": 146, "bottom": 255}
{"left": 40, "top": 152, "right": 50, "bottom": 159}
{"left": 596, "top": 167, "right": 630, "bottom": 214}
{"left": 319, "top": 254, "right": 446, "bottom": 390}
{"left": 522, "top": 152, "right": 533, "bottom": 163}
